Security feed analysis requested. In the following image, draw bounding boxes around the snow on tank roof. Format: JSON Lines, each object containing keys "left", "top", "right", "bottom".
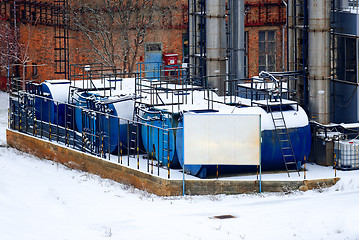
{"left": 45, "top": 79, "right": 70, "bottom": 84}
{"left": 340, "top": 123, "right": 359, "bottom": 129}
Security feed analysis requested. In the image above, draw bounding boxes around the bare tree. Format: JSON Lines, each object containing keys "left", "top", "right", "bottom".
{"left": 0, "top": 19, "right": 43, "bottom": 90}
{"left": 71, "top": 0, "right": 178, "bottom": 73}
{"left": 0, "top": 22, "right": 18, "bottom": 70}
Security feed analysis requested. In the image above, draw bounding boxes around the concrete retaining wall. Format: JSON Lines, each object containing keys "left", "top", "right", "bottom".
{"left": 6, "top": 129, "right": 340, "bottom": 196}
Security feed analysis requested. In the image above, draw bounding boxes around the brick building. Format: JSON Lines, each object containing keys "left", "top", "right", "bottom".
{"left": 244, "top": 0, "right": 287, "bottom": 78}
{"left": 0, "top": 0, "right": 286, "bottom": 88}
{"left": 0, "top": 0, "right": 187, "bottom": 87}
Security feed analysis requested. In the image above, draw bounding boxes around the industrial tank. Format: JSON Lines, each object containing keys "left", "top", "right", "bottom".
{"left": 73, "top": 93, "right": 135, "bottom": 154}
{"left": 141, "top": 110, "right": 179, "bottom": 168}
{"left": 176, "top": 105, "right": 311, "bottom": 178}
{"left": 34, "top": 80, "right": 71, "bottom": 127}
{"left": 101, "top": 96, "right": 135, "bottom": 154}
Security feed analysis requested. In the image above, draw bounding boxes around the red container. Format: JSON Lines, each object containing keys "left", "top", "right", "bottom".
{"left": 163, "top": 53, "right": 179, "bottom": 77}
{"left": 163, "top": 53, "right": 178, "bottom": 66}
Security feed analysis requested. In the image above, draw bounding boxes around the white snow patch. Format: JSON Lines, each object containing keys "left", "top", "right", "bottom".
{"left": 1, "top": 91, "right": 359, "bottom": 239}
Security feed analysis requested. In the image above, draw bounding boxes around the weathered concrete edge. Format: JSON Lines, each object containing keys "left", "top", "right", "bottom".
{"left": 6, "top": 129, "right": 340, "bottom": 196}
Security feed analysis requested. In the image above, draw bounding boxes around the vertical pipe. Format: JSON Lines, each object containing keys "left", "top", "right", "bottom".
{"left": 206, "top": 0, "right": 227, "bottom": 95}
{"left": 137, "top": 124, "right": 139, "bottom": 170}
{"left": 287, "top": 0, "right": 295, "bottom": 72}
{"left": 118, "top": 118, "right": 120, "bottom": 163}
{"left": 357, "top": 38, "right": 359, "bottom": 121}
{"left": 308, "top": 0, "right": 331, "bottom": 124}
{"left": 157, "top": 128, "right": 160, "bottom": 176}
{"left": 230, "top": 0, "right": 245, "bottom": 82}
{"left": 127, "top": 121, "right": 130, "bottom": 166}
{"left": 108, "top": 115, "right": 111, "bottom": 160}
{"left": 188, "top": 0, "right": 194, "bottom": 78}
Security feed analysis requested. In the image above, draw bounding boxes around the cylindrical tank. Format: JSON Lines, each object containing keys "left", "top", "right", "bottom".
{"left": 73, "top": 92, "right": 135, "bottom": 154}
{"left": 73, "top": 92, "right": 92, "bottom": 132}
{"left": 101, "top": 97, "right": 135, "bottom": 154}
{"left": 34, "top": 80, "right": 71, "bottom": 127}
{"left": 176, "top": 106, "right": 311, "bottom": 178}
{"left": 141, "top": 110, "right": 179, "bottom": 168}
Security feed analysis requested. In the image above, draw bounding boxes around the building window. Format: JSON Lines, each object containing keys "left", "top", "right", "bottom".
{"left": 336, "top": 36, "right": 357, "bottom": 83}
{"left": 244, "top": 31, "right": 248, "bottom": 78}
{"left": 258, "top": 30, "right": 276, "bottom": 72}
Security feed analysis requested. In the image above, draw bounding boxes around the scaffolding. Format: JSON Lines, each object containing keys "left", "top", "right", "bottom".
{"left": 288, "top": 0, "right": 309, "bottom": 110}
{"left": 54, "top": 0, "right": 69, "bottom": 79}
{"left": 0, "top": 0, "right": 70, "bottom": 79}
{"left": 331, "top": 0, "right": 359, "bottom": 123}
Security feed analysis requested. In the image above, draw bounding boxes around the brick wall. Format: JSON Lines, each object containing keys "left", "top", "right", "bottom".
{"left": 245, "top": 0, "right": 287, "bottom": 78}
{"left": 1, "top": 0, "right": 287, "bottom": 83}
{"left": 245, "top": 25, "right": 287, "bottom": 78}
{"left": 0, "top": 0, "right": 187, "bottom": 82}
{"left": 6, "top": 129, "right": 340, "bottom": 196}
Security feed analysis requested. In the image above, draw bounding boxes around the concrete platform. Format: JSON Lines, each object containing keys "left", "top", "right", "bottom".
{"left": 6, "top": 129, "right": 340, "bottom": 196}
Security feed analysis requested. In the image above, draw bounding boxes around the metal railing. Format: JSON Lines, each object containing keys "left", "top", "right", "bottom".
{"left": 9, "top": 90, "right": 181, "bottom": 179}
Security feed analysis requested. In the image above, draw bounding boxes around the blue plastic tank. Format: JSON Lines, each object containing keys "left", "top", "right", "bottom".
{"left": 34, "top": 80, "right": 71, "bottom": 126}
{"left": 100, "top": 97, "right": 135, "bottom": 154}
{"left": 74, "top": 92, "right": 93, "bottom": 132}
{"left": 141, "top": 111, "right": 179, "bottom": 167}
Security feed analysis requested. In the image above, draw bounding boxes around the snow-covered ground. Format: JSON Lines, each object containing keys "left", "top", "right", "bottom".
{"left": 1, "top": 91, "right": 359, "bottom": 240}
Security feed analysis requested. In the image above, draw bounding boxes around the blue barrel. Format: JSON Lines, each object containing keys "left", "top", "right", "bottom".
{"left": 34, "top": 80, "right": 70, "bottom": 126}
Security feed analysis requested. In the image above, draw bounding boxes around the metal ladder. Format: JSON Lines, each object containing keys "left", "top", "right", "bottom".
{"left": 268, "top": 103, "right": 300, "bottom": 177}
{"left": 129, "top": 106, "right": 140, "bottom": 164}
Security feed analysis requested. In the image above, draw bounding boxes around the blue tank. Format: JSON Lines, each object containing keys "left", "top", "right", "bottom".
{"left": 176, "top": 106, "right": 312, "bottom": 178}
{"left": 141, "top": 111, "right": 179, "bottom": 168}
{"left": 141, "top": 112, "right": 156, "bottom": 154}
{"left": 74, "top": 93, "right": 135, "bottom": 154}
{"left": 34, "top": 80, "right": 71, "bottom": 127}
{"left": 74, "top": 92, "right": 93, "bottom": 132}
{"left": 100, "top": 97, "right": 135, "bottom": 154}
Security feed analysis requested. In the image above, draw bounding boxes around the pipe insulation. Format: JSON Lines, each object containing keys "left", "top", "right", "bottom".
{"left": 230, "top": 0, "right": 245, "bottom": 81}
{"left": 308, "top": 0, "right": 331, "bottom": 124}
{"left": 206, "top": 0, "right": 227, "bottom": 95}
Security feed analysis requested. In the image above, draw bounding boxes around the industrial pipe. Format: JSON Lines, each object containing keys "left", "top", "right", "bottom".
{"left": 206, "top": 0, "right": 227, "bottom": 95}
{"left": 308, "top": 0, "right": 331, "bottom": 124}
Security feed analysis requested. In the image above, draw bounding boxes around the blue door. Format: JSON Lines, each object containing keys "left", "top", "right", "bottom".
{"left": 144, "top": 43, "right": 162, "bottom": 79}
